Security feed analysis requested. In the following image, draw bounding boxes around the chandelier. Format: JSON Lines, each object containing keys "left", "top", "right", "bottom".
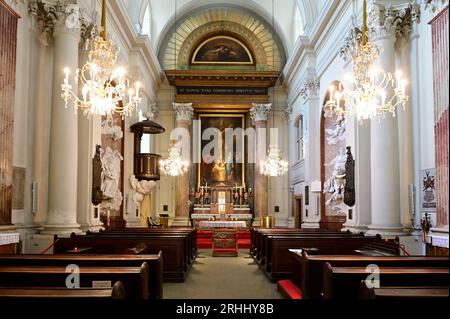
{"left": 325, "top": 0, "right": 408, "bottom": 122}
{"left": 61, "top": 0, "right": 141, "bottom": 117}
{"left": 159, "top": 144, "right": 189, "bottom": 177}
{"left": 260, "top": 145, "right": 289, "bottom": 177}
{"left": 260, "top": 0, "right": 288, "bottom": 177}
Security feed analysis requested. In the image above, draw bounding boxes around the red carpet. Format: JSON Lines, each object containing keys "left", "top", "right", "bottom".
{"left": 277, "top": 280, "right": 303, "bottom": 299}
{"left": 197, "top": 230, "right": 251, "bottom": 249}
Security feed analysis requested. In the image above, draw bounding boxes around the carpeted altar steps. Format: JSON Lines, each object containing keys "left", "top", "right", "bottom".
{"left": 197, "top": 230, "right": 251, "bottom": 249}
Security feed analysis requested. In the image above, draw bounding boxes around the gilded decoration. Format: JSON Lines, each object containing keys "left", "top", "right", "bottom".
{"left": 159, "top": 7, "right": 285, "bottom": 71}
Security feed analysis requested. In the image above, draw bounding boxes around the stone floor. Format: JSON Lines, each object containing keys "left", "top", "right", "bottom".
{"left": 164, "top": 250, "right": 283, "bottom": 299}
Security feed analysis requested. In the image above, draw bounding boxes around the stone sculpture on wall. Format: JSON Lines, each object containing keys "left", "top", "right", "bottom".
{"left": 129, "top": 175, "right": 157, "bottom": 208}
{"left": 101, "top": 115, "right": 123, "bottom": 141}
{"left": 100, "top": 147, "right": 123, "bottom": 211}
{"left": 325, "top": 113, "right": 346, "bottom": 145}
{"left": 323, "top": 147, "right": 347, "bottom": 213}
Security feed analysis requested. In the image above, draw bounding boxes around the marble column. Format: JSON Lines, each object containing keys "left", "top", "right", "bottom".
{"left": 77, "top": 23, "right": 103, "bottom": 232}
{"left": 250, "top": 103, "right": 271, "bottom": 226}
{"left": 42, "top": 4, "right": 81, "bottom": 235}
{"left": 367, "top": 6, "right": 403, "bottom": 235}
{"left": 172, "top": 103, "right": 193, "bottom": 227}
{"left": 396, "top": 5, "right": 421, "bottom": 230}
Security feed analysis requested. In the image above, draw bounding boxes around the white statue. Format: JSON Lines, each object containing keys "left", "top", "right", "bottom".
{"left": 129, "top": 175, "right": 157, "bottom": 208}
{"left": 323, "top": 147, "right": 347, "bottom": 212}
{"left": 101, "top": 115, "right": 123, "bottom": 141}
{"left": 100, "top": 147, "right": 123, "bottom": 210}
{"left": 326, "top": 113, "right": 346, "bottom": 145}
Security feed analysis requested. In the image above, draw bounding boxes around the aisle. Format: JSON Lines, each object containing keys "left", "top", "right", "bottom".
{"left": 164, "top": 250, "right": 283, "bottom": 299}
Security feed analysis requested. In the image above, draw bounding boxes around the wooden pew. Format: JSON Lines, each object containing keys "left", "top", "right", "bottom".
{"left": 0, "top": 263, "right": 149, "bottom": 299}
{"left": 262, "top": 232, "right": 368, "bottom": 267}
{"left": 97, "top": 227, "right": 197, "bottom": 261}
{"left": 90, "top": 230, "right": 195, "bottom": 267}
{"left": 359, "top": 285, "right": 450, "bottom": 299}
{"left": 254, "top": 230, "right": 349, "bottom": 263}
{"left": 0, "top": 253, "right": 163, "bottom": 299}
{"left": 54, "top": 235, "right": 186, "bottom": 282}
{"left": 251, "top": 228, "right": 345, "bottom": 259}
{"left": 296, "top": 251, "right": 449, "bottom": 299}
{"left": 265, "top": 235, "right": 398, "bottom": 282}
{"left": 323, "top": 264, "right": 449, "bottom": 299}
{"left": 0, "top": 281, "right": 126, "bottom": 299}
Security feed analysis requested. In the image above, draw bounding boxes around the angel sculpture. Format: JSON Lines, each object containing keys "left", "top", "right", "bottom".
{"left": 129, "top": 175, "right": 157, "bottom": 208}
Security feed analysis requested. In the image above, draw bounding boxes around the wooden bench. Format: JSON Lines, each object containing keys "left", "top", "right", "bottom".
{"left": 251, "top": 228, "right": 346, "bottom": 259}
{"left": 90, "top": 230, "right": 196, "bottom": 267}
{"left": 0, "top": 253, "right": 163, "bottom": 299}
{"left": 323, "top": 264, "right": 449, "bottom": 299}
{"left": 264, "top": 235, "right": 399, "bottom": 282}
{"left": 261, "top": 232, "right": 369, "bottom": 267}
{"left": 54, "top": 235, "right": 187, "bottom": 282}
{"left": 0, "top": 263, "right": 149, "bottom": 299}
{"left": 0, "top": 281, "right": 125, "bottom": 299}
{"left": 295, "top": 251, "right": 449, "bottom": 299}
{"left": 359, "top": 285, "right": 450, "bottom": 299}
{"left": 96, "top": 227, "right": 197, "bottom": 261}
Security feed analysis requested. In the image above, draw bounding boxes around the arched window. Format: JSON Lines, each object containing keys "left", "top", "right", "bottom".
{"left": 141, "top": 5, "right": 151, "bottom": 35}
{"left": 295, "top": 115, "right": 304, "bottom": 161}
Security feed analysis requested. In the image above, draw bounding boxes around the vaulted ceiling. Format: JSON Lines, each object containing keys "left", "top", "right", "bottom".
{"left": 122, "top": 0, "right": 328, "bottom": 58}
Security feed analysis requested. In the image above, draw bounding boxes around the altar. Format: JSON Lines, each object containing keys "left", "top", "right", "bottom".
{"left": 191, "top": 181, "right": 253, "bottom": 229}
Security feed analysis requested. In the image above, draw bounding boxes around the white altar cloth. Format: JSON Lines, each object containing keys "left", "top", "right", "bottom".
{"left": 198, "top": 221, "right": 247, "bottom": 229}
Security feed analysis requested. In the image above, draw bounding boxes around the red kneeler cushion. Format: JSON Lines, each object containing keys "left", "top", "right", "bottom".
{"left": 277, "top": 279, "right": 302, "bottom": 300}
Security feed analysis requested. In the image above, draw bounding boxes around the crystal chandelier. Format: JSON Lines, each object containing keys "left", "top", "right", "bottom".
{"left": 259, "top": 0, "right": 288, "bottom": 177}
{"left": 325, "top": 0, "right": 408, "bottom": 122}
{"left": 260, "top": 145, "right": 289, "bottom": 177}
{"left": 159, "top": 144, "right": 189, "bottom": 177}
{"left": 61, "top": 0, "right": 141, "bottom": 117}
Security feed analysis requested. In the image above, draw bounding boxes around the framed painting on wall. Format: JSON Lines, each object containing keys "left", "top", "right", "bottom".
{"left": 197, "top": 114, "right": 246, "bottom": 188}
{"left": 191, "top": 36, "right": 254, "bottom": 65}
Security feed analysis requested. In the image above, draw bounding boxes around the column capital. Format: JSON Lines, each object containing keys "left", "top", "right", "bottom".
{"left": 250, "top": 103, "right": 271, "bottom": 122}
{"left": 284, "top": 104, "right": 293, "bottom": 121}
{"left": 53, "top": 2, "right": 82, "bottom": 37}
{"left": 29, "top": 0, "right": 82, "bottom": 40}
{"left": 299, "top": 78, "right": 320, "bottom": 101}
{"left": 424, "top": 0, "right": 449, "bottom": 13}
{"left": 173, "top": 102, "right": 194, "bottom": 122}
{"left": 368, "top": 3, "right": 421, "bottom": 43}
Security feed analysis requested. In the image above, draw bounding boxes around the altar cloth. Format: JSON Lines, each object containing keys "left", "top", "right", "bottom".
{"left": 199, "top": 221, "right": 247, "bottom": 229}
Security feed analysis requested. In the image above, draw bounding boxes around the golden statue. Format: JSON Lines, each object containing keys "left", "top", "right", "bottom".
{"left": 211, "top": 160, "right": 227, "bottom": 182}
